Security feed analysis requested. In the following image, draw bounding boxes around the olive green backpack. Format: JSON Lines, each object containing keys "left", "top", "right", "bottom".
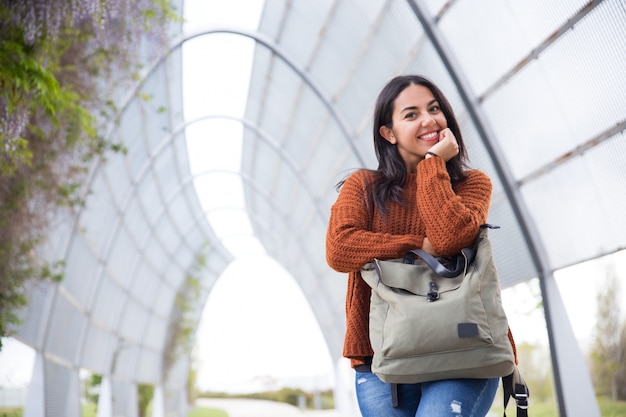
{"left": 361, "top": 224, "right": 529, "bottom": 415}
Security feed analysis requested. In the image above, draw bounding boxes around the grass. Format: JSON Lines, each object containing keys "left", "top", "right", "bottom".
{"left": 188, "top": 407, "right": 228, "bottom": 417}
{"left": 82, "top": 402, "right": 96, "bottom": 417}
{"left": 490, "top": 398, "right": 626, "bottom": 417}
{"left": 598, "top": 397, "right": 626, "bottom": 417}
{"left": 490, "top": 400, "right": 557, "bottom": 417}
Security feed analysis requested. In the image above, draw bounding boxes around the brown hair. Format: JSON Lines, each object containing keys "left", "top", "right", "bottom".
{"left": 369, "top": 75, "right": 469, "bottom": 214}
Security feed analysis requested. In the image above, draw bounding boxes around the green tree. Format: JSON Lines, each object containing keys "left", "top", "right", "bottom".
{"left": 138, "top": 383, "right": 154, "bottom": 417}
{"left": 590, "top": 265, "right": 626, "bottom": 400}
{"left": 618, "top": 322, "right": 626, "bottom": 400}
{"left": 85, "top": 373, "right": 103, "bottom": 404}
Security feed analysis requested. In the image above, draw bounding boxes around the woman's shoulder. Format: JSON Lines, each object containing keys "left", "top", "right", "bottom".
{"left": 465, "top": 168, "right": 490, "bottom": 181}
{"left": 458, "top": 168, "right": 492, "bottom": 189}
{"left": 338, "top": 168, "right": 379, "bottom": 189}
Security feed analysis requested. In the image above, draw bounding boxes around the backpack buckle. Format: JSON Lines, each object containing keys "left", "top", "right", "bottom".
{"left": 427, "top": 281, "right": 439, "bottom": 302}
{"left": 514, "top": 384, "right": 529, "bottom": 409}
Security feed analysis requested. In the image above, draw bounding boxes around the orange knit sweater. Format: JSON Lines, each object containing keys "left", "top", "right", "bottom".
{"left": 326, "top": 156, "right": 517, "bottom": 367}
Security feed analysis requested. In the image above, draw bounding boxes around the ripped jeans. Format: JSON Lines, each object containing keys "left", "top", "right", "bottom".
{"left": 355, "top": 369, "right": 498, "bottom": 417}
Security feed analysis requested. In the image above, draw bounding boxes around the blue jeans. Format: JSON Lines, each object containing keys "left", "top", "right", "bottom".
{"left": 355, "top": 370, "right": 499, "bottom": 417}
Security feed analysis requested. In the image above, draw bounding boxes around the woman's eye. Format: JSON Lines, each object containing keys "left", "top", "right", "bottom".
{"left": 405, "top": 112, "right": 417, "bottom": 118}
{"left": 429, "top": 105, "right": 441, "bottom": 113}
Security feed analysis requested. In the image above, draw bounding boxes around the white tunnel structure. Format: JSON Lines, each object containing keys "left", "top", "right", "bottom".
{"left": 10, "top": 1, "right": 626, "bottom": 416}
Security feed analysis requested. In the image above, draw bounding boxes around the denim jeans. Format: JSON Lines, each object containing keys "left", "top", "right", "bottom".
{"left": 355, "top": 370, "right": 499, "bottom": 417}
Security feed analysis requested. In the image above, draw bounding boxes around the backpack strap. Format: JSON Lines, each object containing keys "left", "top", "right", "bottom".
{"left": 502, "top": 367, "right": 530, "bottom": 417}
{"left": 391, "top": 383, "right": 398, "bottom": 407}
{"left": 405, "top": 224, "right": 500, "bottom": 278}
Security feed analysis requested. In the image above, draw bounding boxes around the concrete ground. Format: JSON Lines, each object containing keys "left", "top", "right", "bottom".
{"left": 195, "top": 398, "right": 356, "bottom": 417}
{"left": 195, "top": 397, "right": 501, "bottom": 417}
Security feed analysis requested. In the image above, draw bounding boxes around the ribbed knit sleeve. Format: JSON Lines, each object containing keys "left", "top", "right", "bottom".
{"left": 417, "top": 157, "right": 492, "bottom": 255}
{"left": 326, "top": 171, "right": 422, "bottom": 273}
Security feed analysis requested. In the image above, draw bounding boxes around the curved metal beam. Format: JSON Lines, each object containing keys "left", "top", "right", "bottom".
{"left": 73, "top": 23, "right": 363, "bottom": 269}
{"left": 144, "top": 113, "right": 329, "bottom": 220}
{"left": 63, "top": 27, "right": 362, "bottom": 350}
{"left": 58, "top": 23, "right": 358, "bottom": 378}
{"left": 173, "top": 25, "right": 364, "bottom": 165}
{"left": 73, "top": 110, "right": 341, "bottom": 382}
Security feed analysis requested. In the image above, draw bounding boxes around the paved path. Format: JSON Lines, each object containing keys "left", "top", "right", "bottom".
{"left": 195, "top": 398, "right": 355, "bottom": 417}
{"left": 196, "top": 397, "right": 500, "bottom": 417}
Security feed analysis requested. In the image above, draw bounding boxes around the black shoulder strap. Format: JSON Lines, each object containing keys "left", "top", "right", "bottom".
{"left": 408, "top": 247, "right": 473, "bottom": 277}
{"left": 502, "top": 367, "right": 530, "bottom": 417}
{"left": 406, "top": 224, "right": 500, "bottom": 278}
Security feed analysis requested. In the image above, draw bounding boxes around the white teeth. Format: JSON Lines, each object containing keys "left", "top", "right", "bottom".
{"left": 420, "top": 132, "right": 438, "bottom": 140}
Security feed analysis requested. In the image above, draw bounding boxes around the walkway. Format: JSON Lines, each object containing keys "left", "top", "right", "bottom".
{"left": 195, "top": 398, "right": 356, "bottom": 417}
{"left": 196, "top": 398, "right": 501, "bottom": 417}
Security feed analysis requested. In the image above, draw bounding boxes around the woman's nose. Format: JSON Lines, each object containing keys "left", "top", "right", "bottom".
{"left": 421, "top": 114, "right": 437, "bottom": 127}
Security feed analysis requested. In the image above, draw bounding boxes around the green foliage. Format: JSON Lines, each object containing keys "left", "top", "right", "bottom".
{"left": 138, "top": 384, "right": 154, "bottom": 417}
{"left": 247, "top": 387, "right": 305, "bottom": 407}
{"left": 188, "top": 408, "right": 228, "bottom": 417}
{"left": 492, "top": 398, "right": 626, "bottom": 417}
{"left": 0, "top": 33, "right": 104, "bottom": 174}
{"left": 81, "top": 373, "right": 153, "bottom": 416}
{"left": 187, "top": 350, "right": 200, "bottom": 404}
{"left": 0, "top": 0, "right": 179, "bottom": 348}
{"left": 516, "top": 342, "right": 554, "bottom": 402}
{"left": 597, "top": 397, "right": 626, "bottom": 417}
{"left": 84, "top": 373, "right": 103, "bottom": 404}
{"left": 200, "top": 388, "right": 335, "bottom": 410}
{"left": 81, "top": 402, "right": 97, "bottom": 417}
{"left": 162, "top": 248, "right": 207, "bottom": 381}
{"left": 0, "top": 21, "right": 93, "bottom": 340}
{"left": 0, "top": 409, "right": 22, "bottom": 417}
{"left": 490, "top": 400, "right": 558, "bottom": 417}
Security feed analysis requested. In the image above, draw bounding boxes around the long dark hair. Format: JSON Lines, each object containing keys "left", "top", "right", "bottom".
{"left": 369, "top": 75, "right": 469, "bottom": 215}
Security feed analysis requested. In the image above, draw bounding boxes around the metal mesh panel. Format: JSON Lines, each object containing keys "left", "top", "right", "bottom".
{"left": 91, "top": 273, "right": 125, "bottom": 328}
{"left": 11, "top": 280, "right": 54, "bottom": 349}
{"left": 112, "top": 380, "right": 138, "bottom": 417}
{"left": 105, "top": 227, "right": 138, "bottom": 289}
{"left": 44, "top": 360, "right": 80, "bottom": 417}
{"left": 135, "top": 348, "right": 161, "bottom": 382}
{"left": 44, "top": 294, "right": 86, "bottom": 361}
{"left": 521, "top": 133, "right": 626, "bottom": 268}
{"left": 80, "top": 173, "right": 120, "bottom": 254}
{"left": 63, "top": 234, "right": 99, "bottom": 307}
{"left": 80, "top": 323, "right": 116, "bottom": 374}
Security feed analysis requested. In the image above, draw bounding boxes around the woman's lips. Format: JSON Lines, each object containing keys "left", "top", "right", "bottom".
{"left": 419, "top": 131, "right": 439, "bottom": 142}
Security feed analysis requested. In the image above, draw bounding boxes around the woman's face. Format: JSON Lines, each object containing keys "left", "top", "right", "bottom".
{"left": 380, "top": 83, "right": 448, "bottom": 172}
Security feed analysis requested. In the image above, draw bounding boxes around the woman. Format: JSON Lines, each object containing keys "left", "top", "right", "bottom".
{"left": 326, "top": 75, "right": 512, "bottom": 416}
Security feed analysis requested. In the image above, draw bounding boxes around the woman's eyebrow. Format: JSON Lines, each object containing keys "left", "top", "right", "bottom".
{"left": 400, "top": 100, "right": 438, "bottom": 113}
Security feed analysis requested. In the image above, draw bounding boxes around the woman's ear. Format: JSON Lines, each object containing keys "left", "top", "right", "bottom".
{"left": 379, "top": 125, "right": 396, "bottom": 144}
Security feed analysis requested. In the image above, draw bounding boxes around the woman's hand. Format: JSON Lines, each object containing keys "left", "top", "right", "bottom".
{"left": 427, "top": 128, "right": 459, "bottom": 161}
{"left": 421, "top": 237, "right": 439, "bottom": 256}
